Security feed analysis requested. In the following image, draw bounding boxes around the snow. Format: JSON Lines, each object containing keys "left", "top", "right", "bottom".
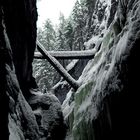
{"left": 77, "top": 94, "right": 98, "bottom": 122}
{"left": 35, "top": 48, "right": 97, "bottom": 59}
{"left": 61, "top": 0, "right": 140, "bottom": 139}
{"left": 62, "top": 0, "right": 119, "bottom": 125}
{"left": 84, "top": 35, "right": 100, "bottom": 48}
{"left": 37, "top": 40, "right": 80, "bottom": 90}
{"left": 51, "top": 81, "right": 62, "bottom": 90}
{"left": 9, "top": 115, "right": 25, "bottom": 140}
{"left": 62, "top": 0, "right": 114, "bottom": 120}
{"left": 99, "top": 0, "right": 111, "bottom": 7}
{"left": 29, "top": 88, "right": 44, "bottom": 96}
{"left": 66, "top": 60, "right": 78, "bottom": 71}
{"left": 67, "top": 0, "right": 139, "bottom": 120}
{"left": 33, "top": 108, "right": 42, "bottom": 114}
{"left": 78, "top": 49, "right": 105, "bottom": 85}
{"left": 62, "top": 90, "right": 75, "bottom": 119}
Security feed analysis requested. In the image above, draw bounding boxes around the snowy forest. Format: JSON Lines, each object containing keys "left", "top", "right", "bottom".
{"left": 0, "top": 0, "right": 140, "bottom": 140}
{"left": 33, "top": 0, "right": 108, "bottom": 93}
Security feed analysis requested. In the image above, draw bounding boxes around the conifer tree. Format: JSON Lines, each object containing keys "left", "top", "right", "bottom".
{"left": 55, "top": 13, "right": 66, "bottom": 51}
{"left": 71, "top": 0, "right": 85, "bottom": 50}
{"left": 34, "top": 19, "right": 59, "bottom": 92}
{"left": 64, "top": 20, "right": 74, "bottom": 51}
{"left": 34, "top": 0, "right": 98, "bottom": 92}
{"left": 42, "top": 19, "right": 56, "bottom": 50}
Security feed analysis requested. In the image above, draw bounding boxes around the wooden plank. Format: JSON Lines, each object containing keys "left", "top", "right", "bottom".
{"left": 36, "top": 41, "right": 80, "bottom": 90}
{"left": 34, "top": 48, "right": 96, "bottom": 59}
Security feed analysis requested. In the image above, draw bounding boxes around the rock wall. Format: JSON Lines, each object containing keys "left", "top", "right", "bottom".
{"left": 0, "top": 0, "right": 66, "bottom": 140}
{"left": 2, "top": 0, "right": 38, "bottom": 99}
{"left": 0, "top": 0, "right": 40, "bottom": 139}
{"left": 63, "top": 0, "right": 140, "bottom": 139}
{"left": 0, "top": 8, "right": 10, "bottom": 140}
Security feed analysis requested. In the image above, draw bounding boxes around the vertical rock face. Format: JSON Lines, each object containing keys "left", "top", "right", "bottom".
{"left": 63, "top": 0, "right": 140, "bottom": 140}
{"left": 0, "top": 0, "right": 66, "bottom": 140}
{"left": 0, "top": 8, "right": 10, "bottom": 140}
{"left": 0, "top": 0, "right": 40, "bottom": 139}
{"left": 2, "top": 0, "right": 38, "bottom": 98}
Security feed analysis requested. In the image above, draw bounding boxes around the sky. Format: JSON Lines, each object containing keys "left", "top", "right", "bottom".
{"left": 37, "top": 0, "right": 77, "bottom": 27}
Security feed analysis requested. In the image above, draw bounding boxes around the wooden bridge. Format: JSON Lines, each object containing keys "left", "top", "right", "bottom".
{"left": 34, "top": 40, "right": 98, "bottom": 90}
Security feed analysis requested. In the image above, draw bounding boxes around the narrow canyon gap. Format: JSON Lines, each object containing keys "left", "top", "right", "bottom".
{"left": 0, "top": 0, "right": 140, "bottom": 140}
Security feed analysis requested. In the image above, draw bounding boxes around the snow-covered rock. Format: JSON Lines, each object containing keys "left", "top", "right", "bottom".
{"left": 63, "top": 0, "right": 140, "bottom": 139}
{"left": 28, "top": 93, "right": 66, "bottom": 140}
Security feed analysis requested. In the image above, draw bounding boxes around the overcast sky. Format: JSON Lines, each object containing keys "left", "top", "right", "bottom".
{"left": 37, "top": 0, "right": 77, "bottom": 27}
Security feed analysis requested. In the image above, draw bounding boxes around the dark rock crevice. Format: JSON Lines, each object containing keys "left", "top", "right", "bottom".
{"left": 2, "top": 0, "right": 38, "bottom": 99}
{"left": 93, "top": 2, "right": 140, "bottom": 138}
{"left": 0, "top": 9, "right": 9, "bottom": 139}
{"left": 0, "top": 0, "right": 67, "bottom": 139}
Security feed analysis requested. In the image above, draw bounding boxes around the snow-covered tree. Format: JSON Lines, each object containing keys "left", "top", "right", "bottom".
{"left": 64, "top": 20, "right": 74, "bottom": 51}
{"left": 34, "top": 0, "right": 99, "bottom": 92}
{"left": 55, "top": 13, "right": 66, "bottom": 51}
{"left": 34, "top": 20, "right": 59, "bottom": 92}
{"left": 42, "top": 19, "right": 56, "bottom": 50}
{"left": 71, "top": 0, "right": 85, "bottom": 50}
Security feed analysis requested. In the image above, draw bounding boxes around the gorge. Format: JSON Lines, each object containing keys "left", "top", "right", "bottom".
{"left": 0, "top": 0, "right": 140, "bottom": 140}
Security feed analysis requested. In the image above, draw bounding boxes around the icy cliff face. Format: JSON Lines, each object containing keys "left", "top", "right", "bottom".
{"left": 63, "top": 0, "right": 140, "bottom": 139}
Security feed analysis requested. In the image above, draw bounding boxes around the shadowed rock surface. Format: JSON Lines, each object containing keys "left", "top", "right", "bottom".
{"left": 28, "top": 93, "right": 66, "bottom": 140}
{"left": 0, "top": 0, "right": 66, "bottom": 139}
{"left": 2, "top": 0, "right": 38, "bottom": 99}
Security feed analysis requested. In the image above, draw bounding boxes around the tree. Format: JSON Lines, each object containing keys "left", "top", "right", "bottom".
{"left": 64, "top": 20, "right": 74, "bottom": 51}
{"left": 42, "top": 19, "right": 56, "bottom": 50}
{"left": 34, "top": 19, "right": 60, "bottom": 92}
{"left": 34, "top": 0, "right": 97, "bottom": 92}
{"left": 54, "top": 13, "right": 68, "bottom": 67}
{"left": 55, "top": 13, "right": 66, "bottom": 51}
{"left": 71, "top": 0, "right": 85, "bottom": 50}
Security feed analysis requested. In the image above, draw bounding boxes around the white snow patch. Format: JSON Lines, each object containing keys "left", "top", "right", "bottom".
{"left": 62, "top": 90, "right": 75, "bottom": 119}
{"left": 33, "top": 108, "right": 42, "bottom": 114}
{"left": 29, "top": 88, "right": 43, "bottom": 96}
{"left": 106, "top": 32, "right": 129, "bottom": 78}
{"left": 84, "top": 35, "right": 100, "bottom": 48}
{"left": 66, "top": 60, "right": 79, "bottom": 71}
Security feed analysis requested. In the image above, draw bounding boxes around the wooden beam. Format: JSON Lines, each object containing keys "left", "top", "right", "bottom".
{"left": 36, "top": 41, "right": 80, "bottom": 90}
{"left": 34, "top": 49, "right": 96, "bottom": 59}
